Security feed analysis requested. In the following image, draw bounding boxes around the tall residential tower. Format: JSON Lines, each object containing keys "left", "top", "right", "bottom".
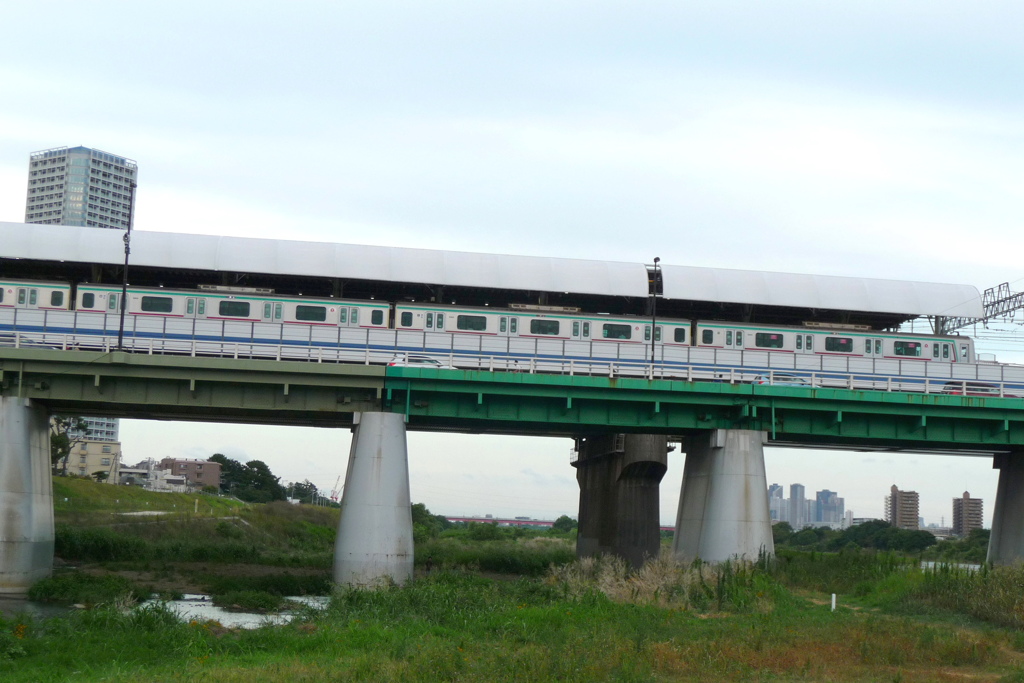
{"left": 25, "top": 146, "right": 137, "bottom": 229}
{"left": 25, "top": 145, "right": 137, "bottom": 444}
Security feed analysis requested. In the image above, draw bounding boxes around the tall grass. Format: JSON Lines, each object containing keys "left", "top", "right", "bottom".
{"left": 416, "top": 536, "right": 574, "bottom": 575}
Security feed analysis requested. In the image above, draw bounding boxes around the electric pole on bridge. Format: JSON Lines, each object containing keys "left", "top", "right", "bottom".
{"left": 116, "top": 179, "right": 137, "bottom": 351}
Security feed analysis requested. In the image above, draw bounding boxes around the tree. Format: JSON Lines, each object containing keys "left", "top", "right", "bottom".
{"left": 207, "top": 454, "right": 287, "bottom": 503}
{"left": 551, "top": 515, "right": 578, "bottom": 533}
{"left": 290, "top": 480, "right": 319, "bottom": 504}
{"left": 50, "top": 416, "right": 89, "bottom": 475}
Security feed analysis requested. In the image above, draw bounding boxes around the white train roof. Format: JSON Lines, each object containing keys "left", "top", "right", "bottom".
{"left": 0, "top": 222, "right": 984, "bottom": 318}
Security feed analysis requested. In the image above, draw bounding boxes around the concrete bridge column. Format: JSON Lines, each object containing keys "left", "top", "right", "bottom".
{"left": 671, "top": 429, "right": 773, "bottom": 563}
{"left": 333, "top": 412, "right": 414, "bottom": 587}
{"left": 0, "top": 397, "right": 54, "bottom": 594}
{"left": 987, "top": 452, "right": 1024, "bottom": 565}
{"left": 574, "top": 433, "right": 668, "bottom": 568}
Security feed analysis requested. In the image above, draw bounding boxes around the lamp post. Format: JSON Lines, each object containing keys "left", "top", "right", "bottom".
{"left": 650, "top": 257, "right": 660, "bottom": 371}
{"left": 116, "top": 179, "right": 137, "bottom": 351}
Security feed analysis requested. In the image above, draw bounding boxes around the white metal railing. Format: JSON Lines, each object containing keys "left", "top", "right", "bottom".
{"left": 3, "top": 328, "right": 1024, "bottom": 399}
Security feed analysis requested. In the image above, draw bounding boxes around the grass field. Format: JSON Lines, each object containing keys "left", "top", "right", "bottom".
{"left": 13, "top": 479, "right": 1024, "bottom": 681}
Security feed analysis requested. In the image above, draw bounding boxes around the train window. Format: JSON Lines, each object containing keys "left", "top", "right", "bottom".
{"left": 943, "top": 344, "right": 949, "bottom": 359}
{"left": 340, "top": 309, "right": 348, "bottom": 324}
{"left": 219, "top": 300, "right": 250, "bottom": 317}
{"left": 141, "top": 296, "right": 174, "bottom": 313}
{"left": 275, "top": 303, "right": 282, "bottom": 320}
{"left": 602, "top": 323, "right": 631, "bottom": 340}
{"left": 500, "top": 317, "right": 508, "bottom": 333}
{"left": 806, "top": 335, "right": 813, "bottom": 350}
{"left": 702, "top": 329, "right": 714, "bottom": 344}
{"left": 736, "top": 331, "right": 743, "bottom": 346}
{"left": 893, "top": 341, "right": 922, "bottom": 357}
{"left": 263, "top": 303, "right": 272, "bottom": 318}
{"left": 51, "top": 291, "right": 63, "bottom": 307}
{"left": 867, "top": 339, "right": 873, "bottom": 354}
{"left": 296, "top": 305, "right": 327, "bottom": 322}
{"left": 796, "top": 335, "right": 802, "bottom": 350}
{"left": 572, "top": 321, "right": 579, "bottom": 337}
{"left": 436, "top": 314, "right": 444, "bottom": 329}
{"left": 583, "top": 322, "right": 590, "bottom": 337}
{"left": 754, "top": 333, "right": 784, "bottom": 349}
{"left": 29, "top": 290, "right": 37, "bottom": 306}
{"left": 350, "top": 308, "right": 359, "bottom": 324}
{"left": 108, "top": 294, "right": 118, "bottom": 311}
{"left": 961, "top": 345, "right": 968, "bottom": 360}
{"left": 17, "top": 289, "right": 25, "bottom": 305}
{"left": 674, "top": 328, "right": 686, "bottom": 343}
{"left": 933, "top": 344, "right": 939, "bottom": 358}
{"left": 531, "top": 319, "right": 560, "bottom": 336}
{"left": 726, "top": 331, "right": 733, "bottom": 345}
{"left": 186, "top": 299, "right": 195, "bottom": 315}
{"left": 82, "top": 293, "right": 94, "bottom": 308}
{"left": 510, "top": 318, "right": 518, "bottom": 334}
{"left": 371, "top": 310, "right": 384, "bottom": 326}
{"left": 824, "top": 337, "right": 853, "bottom": 353}
{"left": 198, "top": 300, "right": 206, "bottom": 315}
{"left": 426, "top": 313, "right": 434, "bottom": 329}
{"left": 401, "top": 312, "right": 413, "bottom": 327}
{"left": 654, "top": 327, "right": 661, "bottom": 342}
{"left": 457, "top": 315, "right": 487, "bottom": 331}
{"left": 0, "top": 289, "right": 3, "bottom": 303}
{"left": 645, "top": 326, "right": 651, "bottom": 341}
{"left": 875, "top": 340, "right": 881, "bottom": 354}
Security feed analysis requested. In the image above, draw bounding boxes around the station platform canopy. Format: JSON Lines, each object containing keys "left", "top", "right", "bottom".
{"left": 0, "top": 222, "right": 984, "bottom": 322}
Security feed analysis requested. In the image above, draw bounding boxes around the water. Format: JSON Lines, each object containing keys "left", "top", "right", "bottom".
{"left": 143, "top": 594, "right": 330, "bottom": 628}
{"left": 0, "top": 593, "right": 330, "bottom": 629}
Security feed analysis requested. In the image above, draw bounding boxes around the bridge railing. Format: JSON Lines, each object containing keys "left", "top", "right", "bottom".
{"left": 2, "top": 328, "right": 1023, "bottom": 399}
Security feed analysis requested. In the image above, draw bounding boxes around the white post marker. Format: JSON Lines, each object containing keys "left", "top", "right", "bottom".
{"left": 831, "top": 593, "right": 836, "bottom": 612}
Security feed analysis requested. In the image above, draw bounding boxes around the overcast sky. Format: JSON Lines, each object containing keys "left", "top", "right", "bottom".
{"left": 2, "top": 1, "right": 1024, "bottom": 527}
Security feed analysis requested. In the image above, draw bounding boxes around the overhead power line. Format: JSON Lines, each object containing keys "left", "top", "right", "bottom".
{"left": 935, "top": 282, "right": 1024, "bottom": 335}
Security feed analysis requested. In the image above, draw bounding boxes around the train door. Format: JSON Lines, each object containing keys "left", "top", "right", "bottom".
{"left": 499, "top": 315, "right": 511, "bottom": 337}
{"left": 724, "top": 328, "right": 744, "bottom": 350}
{"left": 185, "top": 297, "right": 208, "bottom": 319}
{"left": 795, "top": 333, "right": 814, "bottom": 355}
{"left": 863, "top": 337, "right": 881, "bottom": 359}
{"left": 15, "top": 287, "right": 38, "bottom": 309}
{"left": 261, "top": 301, "right": 283, "bottom": 323}
{"left": 932, "top": 341, "right": 955, "bottom": 363}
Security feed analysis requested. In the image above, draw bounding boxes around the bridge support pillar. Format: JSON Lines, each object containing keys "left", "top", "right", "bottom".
{"left": 987, "top": 452, "right": 1024, "bottom": 565}
{"left": 574, "top": 433, "right": 668, "bottom": 568}
{"left": 671, "top": 429, "right": 773, "bottom": 563}
{"left": 0, "top": 397, "right": 54, "bottom": 594}
{"left": 333, "top": 412, "right": 414, "bottom": 587}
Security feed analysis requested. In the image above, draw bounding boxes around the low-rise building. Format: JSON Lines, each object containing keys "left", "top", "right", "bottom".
{"left": 67, "top": 440, "right": 122, "bottom": 482}
{"left": 158, "top": 458, "right": 221, "bottom": 490}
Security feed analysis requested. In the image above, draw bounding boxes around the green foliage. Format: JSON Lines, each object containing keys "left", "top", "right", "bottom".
{"left": 211, "top": 590, "right": 285, "bottom": 612}
{"left": 926, "top": 528, "right": 990, "bottom": 564}
{"left": 772, "top": 520, "right": 938, "bottom": 553}
{"left": 551, "top": 515, "right": 577, "bottom": 533}
{"left": 416, "top": 537, "right": 574, "bottom": 575}
{"left": 209, "top": 453, "right": 286, "bottom": 502}
{"left": 466, "top": 521, "right": 502, "bottom": 541}
{"left": 49, "top": 415, "right": 89, "bottom": 474}
{"left": 28, "top": 572, "right": 150, "bottom": 605}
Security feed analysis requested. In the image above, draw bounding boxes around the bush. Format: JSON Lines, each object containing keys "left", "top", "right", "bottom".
{"left": 29, "top": 572, "right": 150, "bottom": 605}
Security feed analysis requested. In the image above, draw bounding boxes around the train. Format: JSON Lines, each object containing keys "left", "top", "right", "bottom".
{"left": 3, "top": 276, "right": 1016, "bottom": 393}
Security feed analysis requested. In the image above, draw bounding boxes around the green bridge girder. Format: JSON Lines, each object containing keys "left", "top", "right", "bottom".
{"left": 384, "top": 367, "right": 1024, "bottom": 451}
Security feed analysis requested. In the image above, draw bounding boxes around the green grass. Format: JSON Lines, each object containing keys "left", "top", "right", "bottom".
{"left": 52, "top": 476, "right": 246, "bottom": 519}
{"left": 6, "top": 568, "right": 1023, "bottom": 682}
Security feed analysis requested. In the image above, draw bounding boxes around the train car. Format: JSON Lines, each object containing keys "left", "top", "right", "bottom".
{"left": 0, "top": 278, "right": 72, "bottom": 310}
{"left": 693, "top": 320, "right": 974, "bottom": 364}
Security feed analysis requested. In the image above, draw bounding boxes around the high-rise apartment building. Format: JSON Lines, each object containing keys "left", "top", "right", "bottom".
{"left": 885, "top": 485, "right": 920, "bottom": 530}
{"left": 789, "top": 483, "right": 806, "bottom": 529}
{"left": 952, "top": 491, "right": 983, "bottom": 536}
{"left": 815, "top": 489, "right": 844, "bottom": 525}
{"left": 25, "top": 145, "right": 137, "bottom": 449}
{"left": 25, "top": 146, "right": 137, "bottom": 228}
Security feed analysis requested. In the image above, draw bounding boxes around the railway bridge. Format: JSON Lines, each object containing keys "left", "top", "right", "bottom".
{"left": 3, "top": 345, "right": 1024, "bottom": 593}
{"left": 2, "top": 221, "right": 1023, "bottom": 593}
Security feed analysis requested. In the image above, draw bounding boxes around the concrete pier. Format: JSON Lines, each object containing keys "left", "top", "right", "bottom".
{"left": 672, "top": 429, "right": 773, "bottom": 563}
{"left": 0, "top": 398, "right": 54, "bottom": 594}
{"left": 333, "top": 412, "right": 414, "bottom": 587}
{"left": 987, "top": 452, "right": 1024, "bottom": 565}
{"left": 575, "top": 433, "right": 668, "bottom": 568}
